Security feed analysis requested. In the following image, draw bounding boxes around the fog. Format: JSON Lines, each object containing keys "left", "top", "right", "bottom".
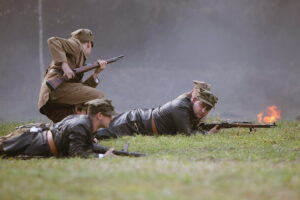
{"left": 0, "top": 0, "right": 299, "bottom": 122}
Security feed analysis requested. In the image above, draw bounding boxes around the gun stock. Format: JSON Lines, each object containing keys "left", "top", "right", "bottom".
{"left": 46, "top": 76, "right": 68, "bottom": 91}
{"left": 46, "top": 55, "right": 124, "bottom": 91}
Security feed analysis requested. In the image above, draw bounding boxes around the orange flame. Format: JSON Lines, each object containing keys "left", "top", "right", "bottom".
{"left": 257, "top": 105, "right": 281, "bottom": 123}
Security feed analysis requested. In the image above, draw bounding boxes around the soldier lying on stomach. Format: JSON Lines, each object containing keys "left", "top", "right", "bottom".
{"left": 96, "top": 80, "right": 220, "bottom": 140}
{"left": 0, "top": 99, "right": 117, "bottom": 158}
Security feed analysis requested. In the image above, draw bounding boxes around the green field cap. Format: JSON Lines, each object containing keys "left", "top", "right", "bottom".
{"left": 193, "top": 80, "right": 218, "bottom": 107}
{"left": 85, "top": 99, "right": 118, "bottom": 116}
{"left": 71, "top": 28, "right": 94, "bottom": 46}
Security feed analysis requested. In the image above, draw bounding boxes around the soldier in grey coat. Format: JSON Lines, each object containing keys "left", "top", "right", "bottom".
{"left": 96, "top": 80, "right": 220, "bottom": 139}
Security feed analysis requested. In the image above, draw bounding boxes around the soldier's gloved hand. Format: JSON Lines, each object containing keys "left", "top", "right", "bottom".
{"left": 62, "top": 62, "right": 75, "bottom": 79}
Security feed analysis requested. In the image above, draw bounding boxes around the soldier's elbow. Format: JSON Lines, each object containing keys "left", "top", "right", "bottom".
{"left": 47, "top": 37, "right": 58, "bottom": 45}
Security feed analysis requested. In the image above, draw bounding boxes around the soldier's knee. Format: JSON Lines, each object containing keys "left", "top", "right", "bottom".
{"left": 93, "top": 90, "right": 105, "bottom": 99}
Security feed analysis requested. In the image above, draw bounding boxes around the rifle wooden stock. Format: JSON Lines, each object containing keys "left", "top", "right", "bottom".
{"left": 46, "top": 55, "right": 124, "bottom": 91}
{"left": 46, "top": 76, "right": 68, "bottom": 91}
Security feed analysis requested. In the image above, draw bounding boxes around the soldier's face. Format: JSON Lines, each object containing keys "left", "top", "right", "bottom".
{"left": 82, "top": 42, "right": 93, "bottom": 57}
{"left": 100, "top": 114, "right": 113, "bottom": 128}
{"left": 192, "top": 99, "right": 212, "bottom": 119}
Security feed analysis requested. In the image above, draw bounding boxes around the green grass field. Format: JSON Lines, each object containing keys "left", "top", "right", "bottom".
{"left": 0, "top": 121, "right": 299, "bottom": 200}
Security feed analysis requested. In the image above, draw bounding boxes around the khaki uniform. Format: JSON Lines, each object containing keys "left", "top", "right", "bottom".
{"left": 38, "top": 37, "right": 104, "bottom": 122}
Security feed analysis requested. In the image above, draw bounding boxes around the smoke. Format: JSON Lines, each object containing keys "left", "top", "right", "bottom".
{"left": 0, "top": 0, "right": 299, "bottom": 122}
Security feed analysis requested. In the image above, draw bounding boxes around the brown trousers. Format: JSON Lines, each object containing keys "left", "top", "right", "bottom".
{"left": 42, "top": 82, "right": 104, "bottom": 122}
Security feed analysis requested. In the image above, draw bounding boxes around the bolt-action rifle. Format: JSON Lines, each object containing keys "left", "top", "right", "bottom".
{"left": 198, "top": 121, "right": 277, "bottom": 132}
{"left": 46, "top": 55, "right": 124, "bottom": 91}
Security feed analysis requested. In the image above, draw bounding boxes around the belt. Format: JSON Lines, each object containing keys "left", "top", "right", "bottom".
{"left": 151, "top": 116, "right": 159, "bottom": 135}
{"left": 46, "top": 130, "right": 59, "bottom": 157}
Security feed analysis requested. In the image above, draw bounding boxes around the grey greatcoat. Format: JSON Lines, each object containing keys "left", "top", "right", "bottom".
{"left": 96, "top": 93, "right": 205, "bottom": 139}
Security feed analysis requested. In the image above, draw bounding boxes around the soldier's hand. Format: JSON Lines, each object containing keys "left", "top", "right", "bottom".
{"left": 94, "top": 59, "right": 107, "bottom": 74}
{"left": 103, "top": 148, "right": 116, "bottom": 157}
{"left": 62, "top": 62, "right": 75, "bottom": 79}
{"left": 208, "top": 125, "right": 221, "bottom": 134}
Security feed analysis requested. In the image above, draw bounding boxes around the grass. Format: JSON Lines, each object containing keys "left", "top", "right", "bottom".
{"left": 0, "top": 121, "right": 299, "bottom": 200}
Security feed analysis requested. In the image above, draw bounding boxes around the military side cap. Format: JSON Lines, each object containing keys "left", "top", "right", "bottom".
{"left": 71, "top": 28, "right": 94, "bottom": 45}
{"left": 193, "top": 80, "right": 211, "bottom": 91}
{"left": 85, "top": 99, "right": 118, "bottom": 116}
{"left": 193, "top": 80, "right": 218, "bottom": 108}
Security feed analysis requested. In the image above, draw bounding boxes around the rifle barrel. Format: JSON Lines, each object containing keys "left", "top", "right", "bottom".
{"left": 106, "top": 55, "right": 124, "bottom": 64}
{"left": 200, "top": 122, "right": 277, "bottom": 131}
{"left": 75, "top": 55, "right": 124, "bottom": 73}
{"left": 46, "top": 55, "right": 124, "bottom": 91}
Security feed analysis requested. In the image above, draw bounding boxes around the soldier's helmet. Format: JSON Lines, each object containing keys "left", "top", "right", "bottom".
{"left": 71, "top": 28, "right": 94, "bottom": 46}
{"left": 85, "top": 99, "right": 118, "bottom": 116}
{"left": 193, "top": 80, "right": 218, "bottom": 108}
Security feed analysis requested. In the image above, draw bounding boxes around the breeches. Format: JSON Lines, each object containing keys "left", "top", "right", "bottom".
{"left": 41, "top": 82, "right": 104, "bottom": 122}
{"left": 49, "top": 82, "right": 104, "bottom": 105}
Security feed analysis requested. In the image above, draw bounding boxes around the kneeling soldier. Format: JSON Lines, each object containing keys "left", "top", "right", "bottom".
{"left": 38, "top": 28, "right": 108, "bottom": 123}
{"left": 0, "top": 99, "right": 117, "bottom": 158}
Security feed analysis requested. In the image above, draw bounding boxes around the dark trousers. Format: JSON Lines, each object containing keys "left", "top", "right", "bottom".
{"left": 1, "top": 131, "right": 51, "bottom": 157}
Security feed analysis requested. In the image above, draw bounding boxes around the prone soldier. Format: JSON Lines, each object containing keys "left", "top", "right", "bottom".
{"left": 38, "top": 28, "right": 107, "bottom": 122}
{"left": 0, "top": 99, "right": 117, "bottom": 158}
{"left": 96, "top": 80, "right": 220, "bottom": 139}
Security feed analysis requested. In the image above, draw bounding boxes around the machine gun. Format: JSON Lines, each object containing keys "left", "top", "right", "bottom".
{"left": 46, "top": 55, "right": 124, "bottom": 91}
{"left": 93, "top": 143, "right": 146, "bottom": 157}
{"left": 198, "top": 121, "right": 277, "bottom": 132}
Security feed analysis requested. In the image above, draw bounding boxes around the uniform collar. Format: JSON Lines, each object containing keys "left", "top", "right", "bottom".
{"left": 71, "top": 37, "right": 88, "bottom": 59}
{"left": 80, "top": 43, "right": 88, "bottom": 59}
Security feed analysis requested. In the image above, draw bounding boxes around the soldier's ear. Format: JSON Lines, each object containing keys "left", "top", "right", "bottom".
{"left": 88, "top": 42, "right": 93, "bottom": 48}
{"left": 95, "top": 112, "right": 102, "bottom": 120}
{"left": 191, "top": 97, "right": 199, "bottom": 103}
